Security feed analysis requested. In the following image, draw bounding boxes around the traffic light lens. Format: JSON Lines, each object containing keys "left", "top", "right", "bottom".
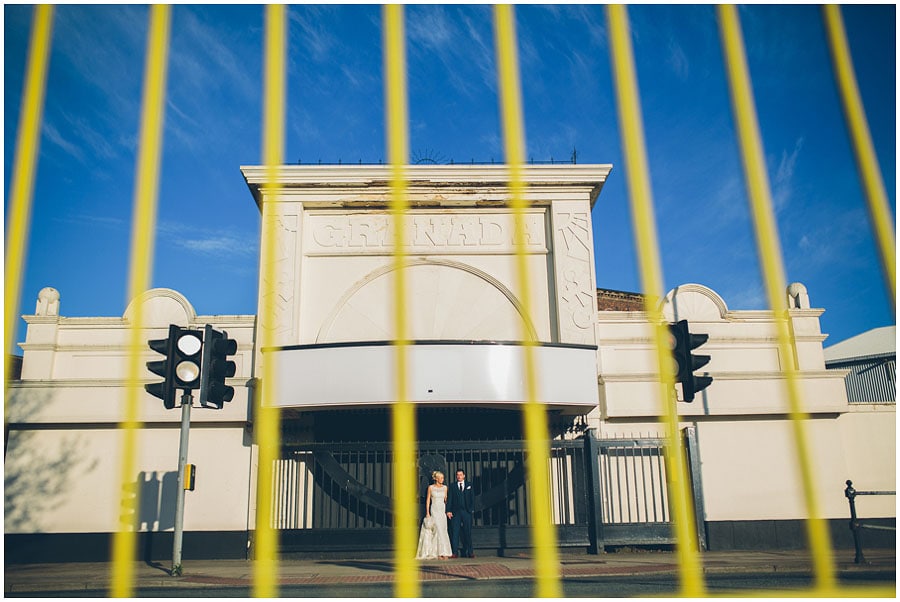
{"left": 177, "top": 334, "right": 202, "bottom": 356}
{"left": 175, "top": 360, "right": 200, "bottom": 382}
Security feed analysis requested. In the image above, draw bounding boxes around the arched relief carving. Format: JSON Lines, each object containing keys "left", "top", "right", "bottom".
{"left": 552, "top": 207, "right": 596, "bottom": 344}
{"left": 259, "top": 210, "right": 299, "bottom": 342}
{"left": 317, "top": 258, "right": 538, "bottom": 343}
{"left": 660, "top": 284, "right": 729, "bottom": 322}
{"left": 124, "top": 288, "right": 197, "bottom": 327}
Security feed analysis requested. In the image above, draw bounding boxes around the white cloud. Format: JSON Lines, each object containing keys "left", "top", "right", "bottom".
{"left": 407, "top": 6, "right": 495, "bottom": 98}
{"left": 289, "top": 6, "right": 338, "bottom": 63}
{"left": 158, "top": 221, "right": 258, "bottom": 258}
{"left": 724, "top": 281, "right": 767, "bottom": 310}
{"left": 407, "top": 6, "right": 454, "bottom": 50}
{"left": 164, "top": 7, "right": 260, "bottom": 151}
{"left": 177, "top": 9, "right": 258, "bottom": 99}
{"left": 772, "top": 138, "right": 803, "bottom": 212}
{"left": 59, "top": 213, "right": 127, "bottom": 230}
{"left": 787, "top": 205, "right": 870, "bottom": 270}
{"left": 558, "top": 5, "right": 606, "bottom": 49}
{"left": 43, "top": 122, "right": 84, "bottom": 162}
{"left": 54, "top": 6, "right": 145, "bottom": 121}
{"left": 667, "top": 39, "right": 690, "bottom": 80}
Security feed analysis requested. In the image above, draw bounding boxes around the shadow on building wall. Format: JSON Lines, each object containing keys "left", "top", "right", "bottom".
{"left": 120, "top": 470, "right": 178, "bottom": 562}
{"left": 4, "top": 389, "right": 100, "bottom": 533}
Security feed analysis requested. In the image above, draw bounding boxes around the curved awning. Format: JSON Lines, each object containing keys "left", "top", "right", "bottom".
{"left": 261, "top": 340, "right": 598, "bottom": 412}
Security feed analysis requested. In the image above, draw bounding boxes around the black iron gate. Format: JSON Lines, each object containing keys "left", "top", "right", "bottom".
{"left": 271, "top": 428, "right": 704, "bottom": 554}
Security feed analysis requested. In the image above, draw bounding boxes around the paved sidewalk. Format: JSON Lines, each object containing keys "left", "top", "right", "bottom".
{"left": 4, "top": 548, "right": 895, "bottom": 594}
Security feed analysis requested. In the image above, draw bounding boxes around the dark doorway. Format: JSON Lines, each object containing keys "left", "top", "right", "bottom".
{"left": 307, "top": 407, "right": 527, "bottom": 442}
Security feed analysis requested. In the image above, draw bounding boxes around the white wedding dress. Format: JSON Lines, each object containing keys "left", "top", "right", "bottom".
{"left": 415, "top": 485, "right": 453, "bottom": 559}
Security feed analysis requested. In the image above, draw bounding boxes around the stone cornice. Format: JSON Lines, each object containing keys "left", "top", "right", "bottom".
{"left": 21, "top": 315, "right": 60, "bottom": 325}
{"left": 599, "top": 370, "right": 848, "bottom": 383}
{"left": 596, "top": 334, "right": 830, "bottom": 345}
{"left": 597, "top": 308, "right": 826, "bottom": 322}
{"left": 241, "top": 164, "right": 613, "bottom": 209}
{"left": 21, "top": 315, "right": 256, "bottom": 327}
{"left": 8, "top": 377, "right": 246, "bottom": 388}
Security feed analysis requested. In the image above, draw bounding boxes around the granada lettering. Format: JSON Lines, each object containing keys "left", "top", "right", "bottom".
{"left": 312, "top": 215, "right": 544, "bottom": 250}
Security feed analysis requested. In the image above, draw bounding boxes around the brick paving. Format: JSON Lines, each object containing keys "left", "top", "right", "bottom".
{"left": 5, "top": 549, "right": 894, "bottom": 594}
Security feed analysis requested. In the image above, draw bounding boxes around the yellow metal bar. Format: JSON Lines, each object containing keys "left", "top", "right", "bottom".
{"left": 823, "top": 5, "right": 895, "bottom": 303}
{"left": 382, "top": 5, "right": 419, "bottom": 597}
{"left": 605, "top": 5, "right": 705, "bottom": 597}
{"left": 493, "top": 6, "right": 561, "bottom": 598}
{"left": 717, "top": 5, "right": 836, "bottom": 592}
{"left": 111, "top": 5, "right": 171, "bottom": 598}
{"left": 4, "top": 5, "right": 53, "bottom": 392}
{"left": 253, "top": 4, "right": 286, "bottom": 598}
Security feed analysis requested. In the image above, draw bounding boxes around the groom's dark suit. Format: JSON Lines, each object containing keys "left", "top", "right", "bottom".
{"left": 447, "top": 477, "right": 475, "bottom": 557}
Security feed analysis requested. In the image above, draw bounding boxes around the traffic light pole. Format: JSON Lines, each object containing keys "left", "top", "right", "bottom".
{"left": 171, "top": 390, "right": 192, "bottom": 577}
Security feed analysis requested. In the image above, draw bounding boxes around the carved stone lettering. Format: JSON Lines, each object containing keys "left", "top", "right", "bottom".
{"left": 414, "top": 217, "right": 449, "bottom": 246}
{"left": 448, "top": 216, "right": 479, "bottom": 246}
{"left": 307, "top": 212, "right": 545, "bottom": 253}
{"left": 313, "top": 223, "right": 345, "bottom": 247}
{"left": 349, "top": 216, "right": 389, "bottom": 247}
{"left": 479, "top": 216, "right": 504, "bottom": 246}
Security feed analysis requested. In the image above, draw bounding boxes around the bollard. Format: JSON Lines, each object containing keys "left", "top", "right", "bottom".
{"left": 844, "top": 480, "right": 866, "bottom": 564}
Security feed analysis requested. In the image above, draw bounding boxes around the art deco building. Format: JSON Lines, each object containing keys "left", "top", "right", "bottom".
{"left": 6, "top": 165, "right": 893, "bottom": 561}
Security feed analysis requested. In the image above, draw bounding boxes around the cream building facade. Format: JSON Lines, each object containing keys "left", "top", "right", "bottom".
{"left": 5, "top": 164, "right": 894, "bottom": 561}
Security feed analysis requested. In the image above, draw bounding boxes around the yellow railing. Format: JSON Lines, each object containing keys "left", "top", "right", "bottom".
{"left": 495, "top": 6, "right": 561, "bottom": 597}
{"left": 252, "top": 4, "right": 285, "bottom": 598}
{"left": 111, "top": 6, "right": 171, "bottom": 597}
{"left": 4, "top": 4, "right": 53, "bottom": 394}
{"left": 718, "top": 6, "right": 836, "bottom": 592}
{"left": 607, "top": 5, "right": 705, "bottom": 596}
{"left": 4, "top": 4, "right": 893, "bottom": 598}
{"left": 383, "top": 5, "right": 419, "bottom": 597}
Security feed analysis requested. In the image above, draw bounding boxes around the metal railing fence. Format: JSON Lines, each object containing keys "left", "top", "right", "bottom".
{"left": 4, "top": 4, "right": 893, "bottom": 599}
{"left": 844, "top": 480, "right": 896, "bottom": 564}
{"left": 268, "top": 433, "right": 694, "bottom": 555}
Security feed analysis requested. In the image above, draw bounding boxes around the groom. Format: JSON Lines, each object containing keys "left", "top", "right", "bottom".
{"left": 446, "top": 469, "right": 474, "bottom": 558}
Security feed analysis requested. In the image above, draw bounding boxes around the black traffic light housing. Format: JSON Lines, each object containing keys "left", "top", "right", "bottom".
{"left": 199, "top": 325, "right": 237, "bottom": 409}
{"left": 668, "top": 319, "right": 713, "bottom": 402}
{"left": 146, "top": 324, "right": 178, "bottom": 409}
{"left": 172, "top": 327, "right": 203, "bottom": 390}
{"left": 146, "top": 324, "right": 203, "bottom": 409}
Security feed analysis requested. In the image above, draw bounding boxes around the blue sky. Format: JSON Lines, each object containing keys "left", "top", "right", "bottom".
{"left": 4, "top": 4, "right": 895, "bottom": 352}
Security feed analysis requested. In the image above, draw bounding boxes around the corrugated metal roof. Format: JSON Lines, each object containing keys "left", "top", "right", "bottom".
{"left": 823, "top": 326, "right": 896, "bottom": 362}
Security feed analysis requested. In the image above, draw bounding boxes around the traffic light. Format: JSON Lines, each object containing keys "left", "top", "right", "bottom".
{"left": 146, "top": 324, "right": 178, "bottom": 409}
{"left": 668, "top": 320, "right": 713, "bottom": 402}
{"left": 172, "top": 327, "right": 203, "bottom": 391}
{"left": 199, "top": 325, "right": 237, "bottom": 409}
{"left": 146, "top": 325, "right": 203, "bottom": 409}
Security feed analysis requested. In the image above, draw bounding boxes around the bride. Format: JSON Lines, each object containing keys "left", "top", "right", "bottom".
{"left": 415, "top": 470, "right": 453, "bottom": 560}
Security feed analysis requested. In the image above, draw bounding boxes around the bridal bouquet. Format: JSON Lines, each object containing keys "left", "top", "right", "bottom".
{"left": 422, "top": 516, "right": 435, "bottom": 532}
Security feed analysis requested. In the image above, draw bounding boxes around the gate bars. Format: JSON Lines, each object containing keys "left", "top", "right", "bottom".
{"left": 823, "top": 5, "right": 896, "bottom": 304}
{"left": 110, "top": 6, "right": 172, "bottom": 597}
{"left": 4, "top": 5, "right": 53, "bottom": 397}
{"left": 718, "top": 6, "right": 835, "bottom": 591}
{"left": 3, "top": 4, "right": 894, "bottom": 599}
{"left": 253, "top": 5, "right": 286, "bottom": 598}
{"left": 494, "top": 6, "right": 562, "bottom": 598}
{"left": 606, "top": 5, "right": 704, "bottom": 596}
{"left": 383, "top": 6, "right": 419, "bottom": 597}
